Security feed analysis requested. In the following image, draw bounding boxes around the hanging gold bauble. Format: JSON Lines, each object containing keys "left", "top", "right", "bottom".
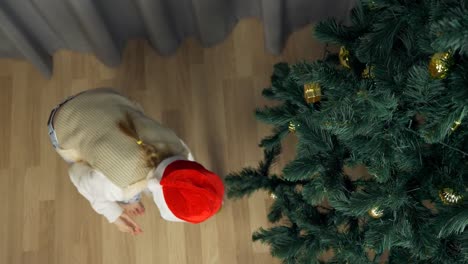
{"left": 439, "top": 188, "right": 463, "bottom": 205}
{"left": 368, "top": 207, "right": 384, "bottom": 219}
{"left": 337, "top": 222, "right": 350, "bottom": 234}
{"left": 362, "top": 65, "right": 375, "bottom": 79}
{"left": 450, "top": 120, "right": 462, "bottom": 132}
{"left": 357, "top": 89, "right": 368, "bottom": 97}
{"left": 339, "top": 46, "right": 351, "bottom": 69}
{"left": 288, "top": 122, "right": 297, "bottom": 133}
{"left": 429, "top": 52, "right": 452, "bottom": 79}
{"left": 303, "top": 83, "right": 322, "bottom": 103}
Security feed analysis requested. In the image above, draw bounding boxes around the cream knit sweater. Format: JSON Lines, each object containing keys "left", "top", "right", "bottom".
{"left": 54, "top": 89, "right": 188, "bottom": 188}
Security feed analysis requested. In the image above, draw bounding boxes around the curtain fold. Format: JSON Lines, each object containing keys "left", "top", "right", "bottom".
{"left": 68, "top": 0, "right": 121, "bottom": 66}
{"left": 0, "top": 1, "right": 52, "bottom": 76}
{"left": 0, "top": 0, "right": 355, "bottom": 77}
{"left": 260, "top": 0, "right": 285, "bottom": 54}
{"left": 134, "top": 0, "right": 185, "bottom": 54}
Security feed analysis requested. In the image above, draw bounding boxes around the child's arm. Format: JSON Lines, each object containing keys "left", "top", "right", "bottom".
{"left": 68, "top": 162, "right": 123, "bottom": 223}
{"left": 68, "top": 162, "right": 143, "bottom": 234}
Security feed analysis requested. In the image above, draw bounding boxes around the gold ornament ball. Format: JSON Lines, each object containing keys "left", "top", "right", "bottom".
{"left": 368, "top": 207, "right": 384, "bottom": 219}
{"left": 288, "top": 122, "right": 297, "bottom": 133}
{"left": 357, "top": 89, "right": 368, "bottom": 97}
{"left": 362, "top": 65, "right": 375, "bottom": 79}
{"left": 339, "top": 46, "right": 351, "bottom": 69}
{"left": 450, "top": 120, "right": 462, "bottom": 132}
{"left": 429, "top": 52, "right": 452, "bottom": 79}
{"left": 270, "top": 192, "right": 277, "bottom": 199}
{"left": 439, "top": 188, "right": 463, "bottom": 205}
{"left": 303, "top": 83, "right": 322, "bottom": 103}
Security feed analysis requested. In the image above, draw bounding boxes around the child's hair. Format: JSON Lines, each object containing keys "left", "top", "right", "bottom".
{"left": 118, "top": 112, "right": 172, "bottom": 168}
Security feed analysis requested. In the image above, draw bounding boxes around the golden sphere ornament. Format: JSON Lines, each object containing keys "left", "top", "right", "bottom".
{"left": 439, "top": 188, "right": 463, "bottom": 205}
{"left": 357, "top": 89, "right": 368, "bottom": 97}
{"left": 450, "top": 120, "right": 462, "bottom": 132}
{"left": 303, "top": 83, "right": 322, "bottom": 103}
{"left": 288, "top": 121, "right": 297, "bottom": 133}
{"left": 429, "top": 52, "right": 453, "bottom": 79}
{"left": 362, "top": 65, "right": 375, "bottom": 79}
{"left": 368, "top": 207, "right": 384, "bottom": 219}
{"left": 339, "top": 46, "right": 351, "bottom": 69}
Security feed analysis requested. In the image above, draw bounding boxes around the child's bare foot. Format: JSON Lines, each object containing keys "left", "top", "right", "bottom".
{"left": 120, "top": 202, "right": 145, "bottom": 217}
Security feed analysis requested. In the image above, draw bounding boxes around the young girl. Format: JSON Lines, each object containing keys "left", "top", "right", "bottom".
{"left": 47, "top": 88, "right": 224, "bottom": 235}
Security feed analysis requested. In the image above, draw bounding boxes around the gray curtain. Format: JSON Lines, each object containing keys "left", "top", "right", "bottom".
{"left": 0, "top": 0, "right": 355, "bottom": 77}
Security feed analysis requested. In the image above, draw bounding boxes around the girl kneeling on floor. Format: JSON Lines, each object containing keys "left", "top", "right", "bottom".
{"left": 47, "top": 88, "right": 224, "bottom": 235}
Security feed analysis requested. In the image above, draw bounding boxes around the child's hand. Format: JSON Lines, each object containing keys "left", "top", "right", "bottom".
{"left": 114, "top": 213, "right": 143, "bottom": 235}
{"left": 120, "top": 201, "right": 145, "bottom": 217}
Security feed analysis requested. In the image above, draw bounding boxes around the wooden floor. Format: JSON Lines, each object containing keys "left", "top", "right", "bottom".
{"left": 0, "top": 19, "right": 323, "bottom": 264}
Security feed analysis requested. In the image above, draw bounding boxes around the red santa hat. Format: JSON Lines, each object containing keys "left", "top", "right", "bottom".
{"left": 147, "top": 156, "right": 225, "bottom": 223}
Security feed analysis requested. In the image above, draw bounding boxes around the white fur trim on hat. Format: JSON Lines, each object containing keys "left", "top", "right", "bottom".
{"left": 147, "top": 155, "right": 187, "bottom": 222}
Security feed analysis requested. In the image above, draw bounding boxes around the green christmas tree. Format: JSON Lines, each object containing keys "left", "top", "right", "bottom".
{"left": 226, "top": 0, "right": 468, "bottom": 263}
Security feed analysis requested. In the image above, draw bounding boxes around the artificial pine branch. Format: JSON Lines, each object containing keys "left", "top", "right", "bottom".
{"left": 226, "top": 0, "right": 468, "bottom": 262}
